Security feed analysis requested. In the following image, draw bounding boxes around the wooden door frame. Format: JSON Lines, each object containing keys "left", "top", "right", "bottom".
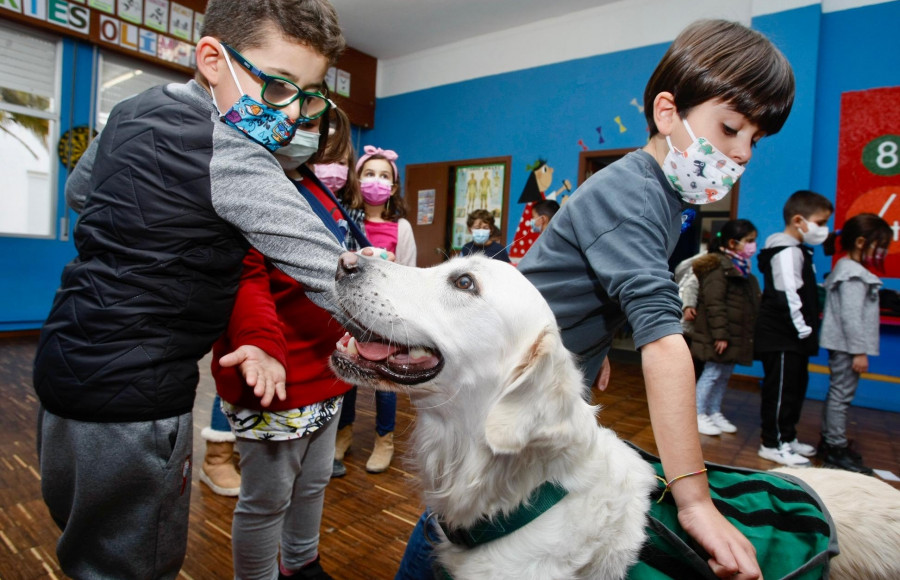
{"left": 577, "top": 148, "right": 636, "bottom": 186}
{"left": 405, "top": 155, "right": 512, "bottom": 255}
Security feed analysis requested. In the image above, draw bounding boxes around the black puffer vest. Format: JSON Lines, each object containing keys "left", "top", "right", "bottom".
{"left": 754, "top": 244, "right": 820, "bottom": 356}
{"left": 33, "top": 85, "right": 248, "bottom": 421}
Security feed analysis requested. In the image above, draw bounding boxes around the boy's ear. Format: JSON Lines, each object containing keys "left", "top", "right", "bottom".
{"left": 195, "top": 37, "right": 225, "bottom": 88}
{"left": 652, "top": 92, "right": 679, "bottom": 136}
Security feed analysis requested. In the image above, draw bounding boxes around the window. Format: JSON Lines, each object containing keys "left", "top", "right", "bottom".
{"left": 96, "top": 51, "right": 189, "bottom": 130}
{"left": 0, "top": 21, "right": 61, "bottom": 238}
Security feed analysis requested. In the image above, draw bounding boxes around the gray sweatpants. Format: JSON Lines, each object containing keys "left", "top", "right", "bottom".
{"left": 822, "top": 350, "right": 860, "bottom": 447}
{"left": 232, "top": 415, "right": 338, "bottom": 580}
{"left": 38, "top": 408, "right": 193, "bottom": 579}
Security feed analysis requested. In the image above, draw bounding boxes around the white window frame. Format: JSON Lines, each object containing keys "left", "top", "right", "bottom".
{"left": 95, "top": 50, "right": 189, "bottom": 132}
{"left": 0, "top": 21, "right": 63, "bottom": 239}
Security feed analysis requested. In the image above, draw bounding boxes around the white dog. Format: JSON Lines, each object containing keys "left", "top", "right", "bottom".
{"left": 331, "top": 253, "right": 656, "bottom": 579}
{"left": 329, "top": 252, "right": 900, "bottom": 580}
{"left": 774, "top": 467, "right": 900, "bottom": 580}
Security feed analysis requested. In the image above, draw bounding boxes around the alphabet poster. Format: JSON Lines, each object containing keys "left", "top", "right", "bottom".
{"left": 836, "top": 86, "right": 900, "bottom": 278}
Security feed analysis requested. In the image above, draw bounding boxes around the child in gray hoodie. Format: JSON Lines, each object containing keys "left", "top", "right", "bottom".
{"left": 818, "top": 213, "right": 891, "bottom": 474}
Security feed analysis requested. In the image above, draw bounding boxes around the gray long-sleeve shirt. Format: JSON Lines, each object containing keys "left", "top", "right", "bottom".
{"left": 66, "top": 80, "right": 345, "bottom": 315}
{"left": 819, "top": 257, "right": 882, "bottom": 355}
{"left": 519, "top": 150, "right": 684, "bottom": 380}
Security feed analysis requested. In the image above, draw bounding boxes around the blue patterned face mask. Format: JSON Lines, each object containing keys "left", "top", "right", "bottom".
{"left": 213, "top": 42, "right": 303, "bottom": 152}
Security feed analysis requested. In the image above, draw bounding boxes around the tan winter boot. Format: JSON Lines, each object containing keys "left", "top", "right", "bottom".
{"left": 199, "top": 427, "right": 240, "bottom": 496}
{"left": 334, "top": 424, "right": 353, "bottom": 461}
{"left": 366, "top": 431, "right": 394, "bottom": 473}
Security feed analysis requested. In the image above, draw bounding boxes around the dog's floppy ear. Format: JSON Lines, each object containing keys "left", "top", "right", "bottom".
{"left": 484, "top": 328, "right": 580, "bottom": 454}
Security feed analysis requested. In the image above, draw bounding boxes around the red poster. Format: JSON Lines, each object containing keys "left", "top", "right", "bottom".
{"left": 836, "top": 87, "right": 900, "bottom": 277}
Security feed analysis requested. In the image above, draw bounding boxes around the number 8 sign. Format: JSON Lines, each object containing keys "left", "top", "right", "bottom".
{"left": 837, "top": 87, "right": 900, "bottom": 277}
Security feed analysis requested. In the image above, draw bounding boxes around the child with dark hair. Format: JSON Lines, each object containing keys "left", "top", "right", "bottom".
{"left": 817, "top": 213, "right": 891, "bottom": 474}
{"left": 460, "top": 209, "right": 511, "bottom": 262}
{"left": 530, "top": 199, "right": 560, "bottom": 234}
{"left": 691, "top": 220, "right": 761, "bottom": 436}
{"left": 332, "top": 145, "right": 417, "bottom": 476}
{"left": 32, "top": 1, "right": 367, "bottom": 577}
{"left": 755, "top": 190, "right": 834, "bottom": 466}
{"left": 398, "top": 18, "right": 796, "bottom": 580}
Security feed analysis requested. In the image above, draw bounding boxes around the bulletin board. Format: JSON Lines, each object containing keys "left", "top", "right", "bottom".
{"left": 835, "top": 86, "right": 900, "bottom": 278}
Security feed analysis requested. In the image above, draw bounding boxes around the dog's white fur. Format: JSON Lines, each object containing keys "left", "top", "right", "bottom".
{"left": 331, "top": 255, "right": 656, "bottom": 580}
{"left": 774, "top": 467, "right": 900, "bottom": 580}
{"left": 331, "top": 253, "right": 900, "bottom": 579}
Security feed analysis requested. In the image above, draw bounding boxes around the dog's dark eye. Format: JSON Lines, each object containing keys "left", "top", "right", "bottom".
{"left": 453, "top": 274, "right": 476, "bottom": 291}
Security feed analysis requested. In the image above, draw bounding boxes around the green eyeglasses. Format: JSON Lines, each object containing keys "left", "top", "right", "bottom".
{"left": 221, "top": 42, "right": 333, "bottom": 120}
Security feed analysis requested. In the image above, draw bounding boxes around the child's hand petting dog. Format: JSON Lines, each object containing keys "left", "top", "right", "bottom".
{"left": 219, "top": 345, "right": 287, "bottom": 407}
{"left": 357, "top": 247, "right": 396, "bottom": 262}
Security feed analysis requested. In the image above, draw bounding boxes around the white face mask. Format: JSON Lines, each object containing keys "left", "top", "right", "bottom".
{"left": 273, "top": 129, "right": 320, "bottom": 170}
{"left": 663, "top": 118, "right": 745, "bottom": 205}
{"left": 799, "top": 218, "right": 829, "bottom": 246}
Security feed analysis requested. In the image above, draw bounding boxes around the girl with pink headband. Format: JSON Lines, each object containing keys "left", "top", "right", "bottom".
{"left": 332, "top": 144, "right": 417, "bottom": 476}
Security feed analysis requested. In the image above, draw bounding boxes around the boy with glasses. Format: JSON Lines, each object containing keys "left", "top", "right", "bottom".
{"left": 33, "top": 1, "right": 361, "bottom": 578}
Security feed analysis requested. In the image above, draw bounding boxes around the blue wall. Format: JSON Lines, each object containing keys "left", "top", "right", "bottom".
{"left": 364, "top": 2, "right": 900, "bottom": 411}
{"left": 3, "top": 3, "right": 899, "bottom": 410}
{"left": 806, "top": 0, "right": 900, "bottom": 411}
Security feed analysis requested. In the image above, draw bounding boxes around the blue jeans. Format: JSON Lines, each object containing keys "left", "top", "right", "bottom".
{"left": 395, "top": 510, "right": 438, "bottom": 580}
{"left": 338, "top": 387, "right": 396, "bottom": 436}
{"left": 210, "top": 394, "right": 231, "bottom": 432}
{"left": 695, "top": 361, "right": 735, "bottom": 415}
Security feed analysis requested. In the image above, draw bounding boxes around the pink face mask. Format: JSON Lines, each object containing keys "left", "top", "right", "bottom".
{"left": 360, "top": 177, "right": 393, "bottom": 205}
{"left": 313, "top": 163, "right": 349, "bottom": 192}
{"left": 738, "top": 241, "right": 757, "bottom": 259}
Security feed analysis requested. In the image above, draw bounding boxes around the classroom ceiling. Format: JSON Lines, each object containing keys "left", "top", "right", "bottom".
{"left": 330, "top": 0, "right": 622, "bottom": 60}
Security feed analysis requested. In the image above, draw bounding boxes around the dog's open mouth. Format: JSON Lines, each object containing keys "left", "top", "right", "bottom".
{"left": 332, "top": 332, "right": 444, "bottom": 385}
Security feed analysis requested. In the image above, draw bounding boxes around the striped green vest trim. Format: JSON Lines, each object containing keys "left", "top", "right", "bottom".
{"left": 626, "top": 444, "right": 838, "bottom": 580}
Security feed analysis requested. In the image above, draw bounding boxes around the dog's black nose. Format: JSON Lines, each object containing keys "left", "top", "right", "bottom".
{"left": 336, "top": 252, "right": 361, "bottom": 281}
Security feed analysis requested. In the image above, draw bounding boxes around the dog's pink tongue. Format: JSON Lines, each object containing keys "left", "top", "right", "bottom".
{"left": 355, "top": 341, "right": 399, "bottom": 361}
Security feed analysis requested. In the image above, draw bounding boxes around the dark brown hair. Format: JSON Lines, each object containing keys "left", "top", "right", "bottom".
{"left": 312, "top": 107, "right": 362, "bottom": 208}
{"left": 708, "top": 219, "right": 757, "bottom": 253}
{"left": 532, "top": 199, "right": 560, "bottom": 219}
{"left": 466, "top": 209, "right": 495, "bottom": 229}
{"left": 838, "top": 213, "right": 892, "bottom": 254}
{"left": 782, "top": 190, "right": 833, "bottom": 224}
{"left": 202, "top": 0, "right": 345, "bottom": 63}
{"left": 643, "top": 19, "right": 795, "bottom": 137}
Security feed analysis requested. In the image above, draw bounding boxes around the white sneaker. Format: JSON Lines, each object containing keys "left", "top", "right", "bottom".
{"left": 758, "top": 443, "right": 811, "bottom": 467}
{"left": 708, "top": 412, "right": 737, "bottom": 433}
{"left": 697, "top": 414, "right": 722, "bottom": 436}
{"left": 787, "top": 439, "right": 816, "bottom": 457}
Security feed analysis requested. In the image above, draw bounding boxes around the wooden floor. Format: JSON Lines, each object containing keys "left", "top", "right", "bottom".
{"left": 1, "top": 333, "right": 898, "bottom": 579}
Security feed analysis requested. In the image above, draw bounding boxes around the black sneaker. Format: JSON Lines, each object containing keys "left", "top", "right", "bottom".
{"left": 819, "top": 438, "right": 866, "bottom": 463}
{"left": 822, "top": 445, "right": 874, "bottom": 475}
{"left": 280, "top": 556, "right": 333, "bottom": 580}
{"left": 331, "top": 458, "right": 347, "bottom": 478}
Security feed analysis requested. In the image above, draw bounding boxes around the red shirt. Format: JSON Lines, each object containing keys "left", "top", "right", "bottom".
{"left": 211, "top": 177, "right": 352, "bottom": 411}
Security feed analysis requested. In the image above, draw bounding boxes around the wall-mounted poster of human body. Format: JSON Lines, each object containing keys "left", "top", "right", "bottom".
{"left": 451, "top": 163, "right": 505, "bottom": 250}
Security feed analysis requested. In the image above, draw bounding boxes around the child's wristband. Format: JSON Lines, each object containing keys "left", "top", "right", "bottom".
{"left": 655, "top": 468, "right": 708, "bottom": 504}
